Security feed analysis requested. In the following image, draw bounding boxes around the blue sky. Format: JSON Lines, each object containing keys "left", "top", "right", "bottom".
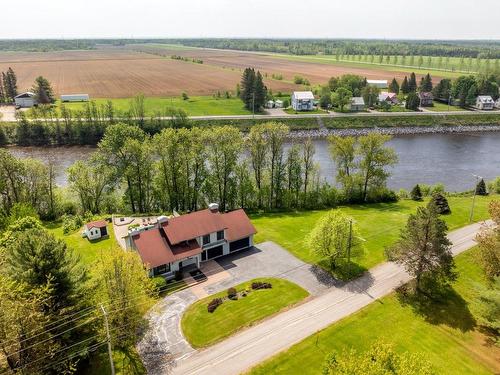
{"left": 1, "top": 0, "right": 499, "bottom": 39}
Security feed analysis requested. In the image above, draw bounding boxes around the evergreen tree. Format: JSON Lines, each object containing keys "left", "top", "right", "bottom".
{"left": 253, "top": 71, "right": 267, "bottom": 110}
{"left": 428, "top": 192, "right": 451, "bottom": 214}
{"left": 32, "top": 76, "right": 55, "bottom": 104}
{"left": 2, "top": 68, "right": 18, "bottom": 102}
{"left": 408, "top": 72, "right": 417, "bottom": 92}
{"left": 405, "top": 92, "right": 420, "bottom": 111}
{"left": 475, "top": 178, "right": 488, "bottom": 196}
{"left": 420, "top": 73, "right": 433, "bottom": 92}
{"left": 0, "top": 74, "right": 4, "bottom": 103}
{"left": 466, "top": 84, "right": 478, "bottom": 106}
{"left": 401, "top": 76, "right": 410, "bottom": 94}
{"left": 410, "top": 184, "right": 423, "bottom": 201}
{"left": 388, "top": 78, "right": 400, "bottom": 94}
{"left": 239, "top": 68, "right": 256, "bottom": 110}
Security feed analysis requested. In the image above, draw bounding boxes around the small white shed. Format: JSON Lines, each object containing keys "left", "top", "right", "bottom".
{"left": 14, "top": 92, "right": 37, "bottom": 108}
{"left": 274, "top": 99, "right": 284, "bottom": 108}
{"left": 61, "top": 94, "right": 90, "bottom": 102}
{"left": 266, "top": 100, "right": 275, "bottom": 109}
{"left": 83, "top": 219, "right": 108, "bottom": 241}
{"left": 367, "top": 80, "right": 388, "bottom": 89}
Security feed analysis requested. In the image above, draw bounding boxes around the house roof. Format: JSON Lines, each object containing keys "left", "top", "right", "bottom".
{"left": 477, "top": 95, "right": 494, "bottom": 103}
{"left": 162, "top": 209, "right": 228, "bottom": 245}
{"left": 132, "top": 229, "right": 202, "bottom": 268}
{"left": 378, "top": 92, "right": 397, "bottom": 101}
{"left": 85, "top": 219, "right": 107, "bottom": 229}
{"left": 418, "top": 92, "right": 434, "bottom": 99}
{"left": 367, "top": 80, "right": 388, "bottom": 85}
{"left": 221, "top": 209, "right": 257, "bottom": 241}
{"left": 293, "top": 91, "right": 314, "bottom": 100}
{"left": 15, "top": 92, "right": 35, "bottom": 99}
{"left": 351, "top": 97, "right": 365, "bottom": 105}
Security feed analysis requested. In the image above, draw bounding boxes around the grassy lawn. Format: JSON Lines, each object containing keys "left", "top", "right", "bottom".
{"left": 181, "top": 278, "right": 309, "bottom": 348}
{"left": 55, "top": 96, "right": 252, "bottom": 116}
{"left": 426, "top": 101, "right": 470, "bottom": 112}
{"left": 249, "top": 248, "right": 500, "bottom": 375}
{"left": 251, "top": 196, "right": 495, "bottom": 277}
{"left": 283, "top": 108, "right": 326, "bottom": 115}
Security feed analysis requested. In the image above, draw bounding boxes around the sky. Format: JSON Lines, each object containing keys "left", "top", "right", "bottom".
{"left": 1, "top": 0, "right": 499, "bottom": 40}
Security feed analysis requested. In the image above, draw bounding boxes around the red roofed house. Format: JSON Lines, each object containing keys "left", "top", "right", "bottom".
{"left": 124, "top": 204, "right": 256, "bottom": 278}
{"left": 378, "top": 92, "right": 399, "bottom": 105}
{"left": 83, "top": 219, "right": 108, "bottom": 241}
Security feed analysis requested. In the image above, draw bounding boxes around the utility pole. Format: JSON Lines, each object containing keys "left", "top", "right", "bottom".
{"left": 252, "top": 91, "right": 255, "bottom": 121}
{"left": 347, "top": 219, "right": 353, "bottom": 274}
{"left": 100, "top": 304, "right": 115, "bottom": 375}
{"left": 469, "top": 174, "right": 482, "bottom": 224}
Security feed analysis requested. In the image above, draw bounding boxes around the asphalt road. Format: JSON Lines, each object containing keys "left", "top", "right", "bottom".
{"left": 171, "top": 220, "right": 493, "bottom": 375}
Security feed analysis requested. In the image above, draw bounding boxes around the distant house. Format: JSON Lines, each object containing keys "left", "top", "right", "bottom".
{"left": 61, "top": 94, "right": 90, "bottom": 102}
{"left": 14, "top": 92, "right": 37, "bottom": 108}
{"left": 476, "top": 95, "right": 495, "bottom": 110}
{"left": 274, "top": 99, "right": 284, "bottom": 108}
{"left": 367, "top": 80, "right": 388, "bottom": 89}
{"left": 350, "top": 97, "right": 365, "bottom": 111}
{"left": 418, "top": 92, "right": 434, "bottom": 107}
{"left": 83, "top": 220, "right": 108, "bottom": 241}
{"left": 291, "top": 91, "right": 315, "bottom": 111}
{"left": 378, "top": 92, "right": 399, "bottom": 105}
{"left": 125, "top": 204, "right": 256, "bottom": 278}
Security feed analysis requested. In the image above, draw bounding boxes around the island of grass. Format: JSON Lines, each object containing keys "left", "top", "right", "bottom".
{"left": 248, "top": 248, "right": 500, "bottom": 375}
{"left": 181, "top": 278, "right": 309, "bottom": 348}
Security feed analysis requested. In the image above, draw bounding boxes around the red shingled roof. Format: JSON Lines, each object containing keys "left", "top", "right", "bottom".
{"left": 162, "top": 209, "right": 227, "bottom": 245}
{"left": 221, "top": 209, "right": 257, "bottom": 241}
{"left": 85, "top": 220, "right": 107, "bottom": 229}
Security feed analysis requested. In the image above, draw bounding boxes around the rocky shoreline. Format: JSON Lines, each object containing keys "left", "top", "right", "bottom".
{"left": 288, "top": 124, "right": 500, "bottom": 139}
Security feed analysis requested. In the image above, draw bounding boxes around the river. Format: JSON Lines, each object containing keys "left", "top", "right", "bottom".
{"left": 5, "top": 132, "right": 500, "bottom": 191}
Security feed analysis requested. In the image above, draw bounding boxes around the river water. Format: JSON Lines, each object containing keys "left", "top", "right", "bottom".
{"left": 5, "top": 132, "right": 500, "bottom": 192}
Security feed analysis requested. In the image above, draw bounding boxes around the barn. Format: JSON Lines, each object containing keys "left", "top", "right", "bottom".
{"left": 14, "top": 92, "right": 37, "bottom": 108}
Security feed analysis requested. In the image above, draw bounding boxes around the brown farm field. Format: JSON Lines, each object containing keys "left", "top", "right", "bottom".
{"left": 0, "top": 45, "right": 441, "bottom": 99}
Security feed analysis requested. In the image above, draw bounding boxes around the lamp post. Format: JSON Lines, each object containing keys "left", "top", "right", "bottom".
{"left": 469, "top": 174, "right": 482, "bottom": 223}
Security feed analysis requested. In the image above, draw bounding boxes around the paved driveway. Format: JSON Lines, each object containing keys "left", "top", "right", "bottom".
{"left": 137, "top": 241, "right": 337, "bottom": 374}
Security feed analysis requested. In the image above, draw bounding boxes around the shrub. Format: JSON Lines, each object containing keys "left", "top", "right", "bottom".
{"left": 488, "top": 177, "right": 500, "bottom": 194}
{"left": 181, "top": 92, "right": 189, "bottom": 100}
{"left": 227, "top": 287, "right": 238, "bottom": 300}
{"left": 475, "top": 178, "right": 488, "bottom": 196}
{"left": 428, "top": 192, "right": 451, "bottom": 214}
{"left": 152, "top": 276, "right": 167, "bottom": 293}
{"left": 410, "top": 184, "right": 423, "bottom": 201}
{"left": 251, "top": 281, "right": 272, "bottom": 290}
{"left": 207, "top": 298, "right": 223, "bottom": 313}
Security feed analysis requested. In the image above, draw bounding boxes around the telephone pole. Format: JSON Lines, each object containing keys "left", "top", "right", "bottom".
{"left": 100, "top": 304, "right": 115, "bottom": 375}
{"left": 469, "top": 174, "right": 482, "bottom": 223}
{"left": 347, "top": 219, "right": 353, "bottom": 273}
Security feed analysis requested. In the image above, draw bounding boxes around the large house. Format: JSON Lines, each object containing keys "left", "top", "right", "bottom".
{"left": 14, "top": 92, "right": 37, "bottom": 108}
{"left": 125, "top": 204, "right": 256, "bottom": 278}
{"left": 291, "top": 91, "right": 315, "bottom": 111}
{"left": 378, "top": 92, "right": 399, "bottom": 105}
{"left": 418, "top": 92, "right": 434, "bottom": 107}
{"left": 476, "top": 95, "right": 495, "bottom": 110}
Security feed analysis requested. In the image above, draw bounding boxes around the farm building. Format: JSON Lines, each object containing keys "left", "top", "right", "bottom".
{"left": 125, "top": 204, "right": 256, "bottom": 278}
{"left": 378, "top": 92, "right": 399, "bottom": 105}
{"left": 476, "top": 96, "right": 495, "bottom": 110}
{"left": 83, "top": 219, "right": 108, "bottom": 241}
{"left": 418, "top": 92, "right": 434, "bottom": 107}
{"left": 291, "top": 91, "right": 315, "bottom": 111}
{"left": 367, "top": 80, "right": 388, "bottom": 89}
{"left": 350, "top": 97, "right": 365, "bottom": 111}
{"left": 14, "top": 92, "right": 37, "bottom": 108}
{"left": 275, "top": 99, "right": 284, "bottom": 108}
{"left": 61, "top": 94, "right": 90, "bottom": 102}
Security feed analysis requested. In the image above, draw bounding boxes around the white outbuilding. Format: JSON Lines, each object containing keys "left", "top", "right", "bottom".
{"left": 291, "top": 91, "right": 315, "bottom": 111}
{"left": 14, "top": 92, "right": 37, "bottom": 108}
{"left": 61, "top": 94, "right": 90, "bottom": 102}
{"left": 367, "top": 80, "right": 388, "bottom": 89}
{"left": 82, "top": 219, "right": 108, "bottom": 241}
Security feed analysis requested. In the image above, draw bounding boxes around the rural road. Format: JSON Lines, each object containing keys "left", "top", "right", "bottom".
{"left": 171, "top": 220, "right": 493, "bottom": 375}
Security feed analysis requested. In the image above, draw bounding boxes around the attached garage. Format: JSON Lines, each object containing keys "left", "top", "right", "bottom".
{"left": 230, "top": 237, "right": 250, "bottom": 252}
{"left": 202, "top": 245, "right": 224, "bottom": 261}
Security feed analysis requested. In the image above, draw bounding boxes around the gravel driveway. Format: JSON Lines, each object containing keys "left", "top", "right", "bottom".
{"left": 137, "top": 241, "right": 337, "bottom": 374}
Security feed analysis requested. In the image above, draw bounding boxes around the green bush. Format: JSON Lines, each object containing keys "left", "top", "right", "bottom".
{"left": 410, "top": 184, "right": 423, "bottom": 201}
{"left": 227, "top": 287, "right": 238, "bottom": 300}
{"left": 488, "top": 177, "right": 500, "bottom": 194}
{"left": 207, "top": 298, "right": 223, "bottom": 313}
{"left": 251, "top": 281, "right": 272, "bottom": 290}
{"left": 152, "top": 276, "right": 167, "bottom": 293}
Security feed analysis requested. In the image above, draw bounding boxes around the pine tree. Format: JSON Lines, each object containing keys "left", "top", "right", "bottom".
{"left": 428, "top": 192, "right": 451, "bottom": 214}
{"left": 389, "top": 78, "right": 400, "bottom": 94}
{"left": 475, "top": 178, "right": 488, "bottom": 196}
{"left": 0, "top": 74, "right": 4, "bottom": 103}
{"left": 405, "top": 92, "right": 420, "bottom": 111}
{"left": 253, "top": 71, "right": 267, "bottom": 111}
{"left": 32, "top": 76, "right": 55, "bottom": 104}
{"left": 466, "top": 84, "right": 478, "bottom": 106}
{"left": 408, "top": 72, "right": 417, "bottom": 92}
{"left": 2, "top": 68, "right": 18, "bottom": 102}
{"left": 401, "top": 76, "right": 410, "bottom": 94}
{"left": 239, "top": 68, "right": 256, "bottom": 110}
{"left": 410, "top": 184, "right": 423, "bottom": 201}
{"left": 420, "top": 73, "right": 433, "bottom": 92}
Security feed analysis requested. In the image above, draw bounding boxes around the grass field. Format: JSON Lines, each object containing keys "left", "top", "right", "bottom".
{"left": 248, "top": 248, "right": 500, "bottom": 375}
{"left": 56, "top": 96, "right": 253, "bottom": 116}
{"left": 251, "top": 196, "right": 495, "bottom": 277}
{"left": 426, "top": 101, "right": 470, "bottom": 112}
{"left": 181, "top": 278, "right": 309, "bottom": 348}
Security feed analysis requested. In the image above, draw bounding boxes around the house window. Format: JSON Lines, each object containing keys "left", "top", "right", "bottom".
{"left": 217, "top": 230, "right": 224, "bottom": 241}
{"left": 154, "top": 263, "right": 170, "bottom": 276}
{"left": 202, "top": 234, "right": 210, "bottom": 245}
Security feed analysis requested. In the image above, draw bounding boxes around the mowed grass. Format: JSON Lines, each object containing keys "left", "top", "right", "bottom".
{"left": 181, "top": 278, "right": 309, "bottom": 348}
{"left": 248, "top": 248, "right": 500, "bottom": 375}
{"left": 251, "top": 196, "right": 495, "bottom": 274}
{"left": 55, "top": 96, "right": 252, "bottom": 116}
{"left": 426, "top": 101, "right": 470, "bottom": 112}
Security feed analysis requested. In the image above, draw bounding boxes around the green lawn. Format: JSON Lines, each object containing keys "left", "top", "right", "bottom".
{"left": 181, "top": 278, "right": 309, "bottom": 348}
{"left": 55, "top": 96, "right": 252, "bottom": 116}
{"left": 249, "top": 248, "right": 500, "bottom": 375}
{"left": 426, "top": 101, "right": 471, "bottom": 112}
{"left": 251, "top": 196, "right": 495, "bottom": 277}
{"left": 283, "top": 108, "right": 326, "bottom": 115}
